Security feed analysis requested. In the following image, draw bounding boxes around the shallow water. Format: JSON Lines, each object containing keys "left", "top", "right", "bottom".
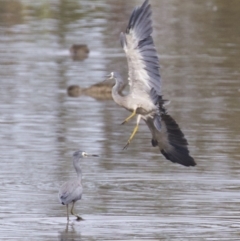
{"left": 0, "top": 0, "right": 240, "bottom": 240}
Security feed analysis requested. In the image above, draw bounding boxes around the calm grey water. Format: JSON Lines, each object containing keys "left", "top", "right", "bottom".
{"left": 0, "top": 0, "right": 240, "bottom": 240}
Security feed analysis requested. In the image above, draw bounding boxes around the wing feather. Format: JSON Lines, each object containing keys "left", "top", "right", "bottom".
{"left": 121, "top": 0, "right": 161, "bottom": 96}
{"left": 144, "top": 102, "right": 196, "bottom": 167}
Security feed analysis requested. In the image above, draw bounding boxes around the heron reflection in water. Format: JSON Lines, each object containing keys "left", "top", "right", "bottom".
{"left": 107, "top": 0, "right": 196, "bottom": 167}
{"left": 58, "top": 150, "right": 98, "bottom": 221}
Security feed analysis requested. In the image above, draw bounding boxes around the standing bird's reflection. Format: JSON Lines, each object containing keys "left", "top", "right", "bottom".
{"left": 58, "top": 150, "right": 98, "bottom": 221}
{"left": 107, "top": 0, "right": 196, "bottom": 167}
{"left": 58, "top": 222, "right": 81, "bottom": 241}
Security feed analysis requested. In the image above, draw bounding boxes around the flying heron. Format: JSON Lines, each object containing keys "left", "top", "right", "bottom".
{"left": 107, "top": 0, "right": 196, "bottom": 167}
{"left": 58, "top": 150, "right": 98, "bottom": 221}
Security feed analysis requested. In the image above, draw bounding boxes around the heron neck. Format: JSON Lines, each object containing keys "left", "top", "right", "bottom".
{"left": 73, "top": 159, "right": 82, "bottom": 181}
{"left": 112, "top": 80, "right": 127, "bottom": 106}
{"left": 113, "top": 77, "right": 126, "bottom": 93}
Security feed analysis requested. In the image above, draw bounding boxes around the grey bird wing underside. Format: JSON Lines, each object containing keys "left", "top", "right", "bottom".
{"left": 120, "top": 0, "right": 161, "bottom": 97}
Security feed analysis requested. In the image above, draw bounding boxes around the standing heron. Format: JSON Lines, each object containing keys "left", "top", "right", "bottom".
{"left": 107, "top": 0, "right": 196, "bottom": 167}
{"left": 58, "top": 150, "right": 98, "bottom": 221}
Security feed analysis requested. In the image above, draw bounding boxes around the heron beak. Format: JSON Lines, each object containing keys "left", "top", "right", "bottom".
{"left": 102, "top": 78, "right": 110, "bottom": 83}
{"left": 105, "top": 74, "right": 111, "bottom": 78}
{"left": 85, "top": 153, "right": 99, "bottom": 157}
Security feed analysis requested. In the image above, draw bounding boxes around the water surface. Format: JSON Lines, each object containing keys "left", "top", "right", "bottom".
{"left": 0, "top": 0, "right": 240, "bottom": 240}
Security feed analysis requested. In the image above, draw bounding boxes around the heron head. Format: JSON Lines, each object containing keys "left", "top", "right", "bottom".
{"left": 106, "top": 72, "right": 115, "bottom": 79}
{"left": 106, "top": 72, "right": 123, "bottom": 82}
{"left": 73, "top": 150, "right": 99, "bottom": 158}
{"left": 81, "top": 151, "right": 88, "bottom": 157}
{"left": 73, "top": 150, "right": 86, "bottom": 158}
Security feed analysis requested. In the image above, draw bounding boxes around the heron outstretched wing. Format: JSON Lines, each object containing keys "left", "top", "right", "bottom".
{"left": 120, "top": 0, "right": 161, "bottom": 97}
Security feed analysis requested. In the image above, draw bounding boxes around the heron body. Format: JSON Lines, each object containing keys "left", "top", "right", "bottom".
{"left": 58, "top": 150, "right": 98, "bottom": 221}
{"left": 109, "top": 0, "right": 196, "bottom": 167}
{"left": 59, "top": 179, "right": 82, "bottom": 206}
{"left": 112, "top": 76, "right": 156, "bottom": 115}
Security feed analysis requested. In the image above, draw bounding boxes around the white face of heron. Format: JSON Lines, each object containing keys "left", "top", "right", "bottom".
{"left": 82, "top": 151, "right": 88, "bottom": 157}
{"left": 108, "top": 72, "right": 114, "bottom": 79}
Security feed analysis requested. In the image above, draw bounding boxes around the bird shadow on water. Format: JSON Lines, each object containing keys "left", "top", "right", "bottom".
{"left": 58, "top": 222, "right": 81, "bottom": 241}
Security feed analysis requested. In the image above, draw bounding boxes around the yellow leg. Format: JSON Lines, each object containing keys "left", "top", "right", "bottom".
{"left": 121, "top": 109, "right": 136, "bottom": 125}
{"left": 70, "top": 201, "right": 83, "bottom": 221}
{"left": 123, "top": 123, "right": 139, "bottom": 150}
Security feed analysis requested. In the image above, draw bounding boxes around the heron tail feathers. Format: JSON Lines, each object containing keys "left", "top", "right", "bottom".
{"left": 151, "top": 98, "right": 196, "bottom": 167}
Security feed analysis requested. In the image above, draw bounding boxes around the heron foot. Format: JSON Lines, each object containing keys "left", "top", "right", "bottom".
{"left": 121, "top": 110, "right": 137, "bottom": 125}
{"left": 123, "top": 142, "right": 130, "bottom": 150}
{"left": 76, "top": 215, "right": 84, "bottom": 221}
{"left": 121, "top": 120, "right": 127, "bottom": 125}
{"left": 122, "top": 123, "right": 139, "bottom": 150}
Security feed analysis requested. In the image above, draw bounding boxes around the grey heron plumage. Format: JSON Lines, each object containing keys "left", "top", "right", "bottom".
{"left": 58, "top": 150, "right": 98, "bottom": 221}
{"left": 108, "top": 0, "right": 196, "bottom": 167}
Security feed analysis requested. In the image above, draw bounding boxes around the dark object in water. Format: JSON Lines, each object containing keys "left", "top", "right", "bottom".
{"left": 70, "top": 44, "right": 89, "bottom": 61}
